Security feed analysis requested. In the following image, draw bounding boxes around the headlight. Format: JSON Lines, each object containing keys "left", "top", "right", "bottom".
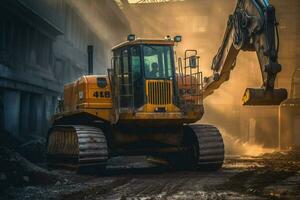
{"left": 127, "top": 34, "right": 136, "bottom": 41}
{"left": 174, "top": 35, "right": 182, "bottom": 42}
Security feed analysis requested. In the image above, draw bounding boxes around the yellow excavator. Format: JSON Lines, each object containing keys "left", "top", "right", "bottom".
{"left": 46, "top": 0, "right": 287, "bottom": 171}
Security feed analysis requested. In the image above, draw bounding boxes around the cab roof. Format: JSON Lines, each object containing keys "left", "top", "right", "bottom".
{"left": 112, "top": 38, "right": 175, "bottom": 51}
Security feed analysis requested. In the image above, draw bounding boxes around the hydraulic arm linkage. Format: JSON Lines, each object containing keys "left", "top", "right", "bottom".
{"left": 203, "top": 0, "right": 287, "bottom": 105}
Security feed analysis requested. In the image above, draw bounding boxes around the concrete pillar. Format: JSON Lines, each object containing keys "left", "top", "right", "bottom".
{"left": 20, "top": 92, "right": 30, "bottom": 139}
{"left": 30, "top": 94, "right": 44, "bottom": 137}
{"left": 29, "top": 94, "right": 36, "bottom": 134}
{"left": 248, "top": 118, "right": 256, "bottom": 144}
{"left": 43, "top": 95, "right": 54, "bottom": 137}
{"left": 52, "top": 96, "right": 58, "bottom": 114}
{"left": 3, "top": 90, "right": 21, "bottom": 137}
{"left": 279, "top": 104, "right": 300, "bottom": 150}
{"left": 36, "top": 95, "right": 44, "bottom": 137}
{"left": 293, "top": 117, "right": 300, "bottom": 148}
{"left": 0, "top": 91, "right": 4, "bottom": 131}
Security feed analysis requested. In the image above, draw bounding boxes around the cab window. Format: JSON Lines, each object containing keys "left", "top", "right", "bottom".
{"left": 143, "top": 45, "right": 173, "bottom": 79}
{"left": 130, "top": 46, "right": 143, "bottom": 108}
{"left": 131, "top": 46, "right": 141, "bottom": 82}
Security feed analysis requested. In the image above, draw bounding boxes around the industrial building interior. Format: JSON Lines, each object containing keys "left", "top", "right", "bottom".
{"left": 0, "top": 0, "right": 300, "bottom": 199}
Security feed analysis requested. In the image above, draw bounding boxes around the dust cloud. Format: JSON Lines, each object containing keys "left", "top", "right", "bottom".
{"left": 221, "top": 128, "right": 275, "bottom": 156}
{"left": 120, "top": 0, "right": 280, "bottom": 153}
{"left": 66, "top": 0, "right": 130, "bottom": 73}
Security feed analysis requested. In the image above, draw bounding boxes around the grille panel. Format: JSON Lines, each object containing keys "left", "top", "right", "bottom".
{"left": 147, "top": 81, "right": 172, "bottom": 105}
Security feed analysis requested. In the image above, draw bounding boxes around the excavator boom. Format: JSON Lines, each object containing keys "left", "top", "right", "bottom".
{"left": 203, "top": 0, "right": 287, "bottom": 105}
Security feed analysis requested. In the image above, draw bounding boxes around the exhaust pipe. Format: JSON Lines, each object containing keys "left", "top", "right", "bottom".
{"left": 242, "top": 88, "right": 288, "bottom": 106}
{"left": 87, "top": 45, "right": 93, "bottom": 75}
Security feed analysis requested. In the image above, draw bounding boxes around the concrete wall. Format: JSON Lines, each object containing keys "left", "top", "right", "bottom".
{"left": 0, "top": 0, "right": 130, "bottom": 140}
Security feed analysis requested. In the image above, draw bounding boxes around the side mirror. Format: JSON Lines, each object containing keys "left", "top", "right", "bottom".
{"left": 189, "top": 56, "right": 198, "bottom": 68}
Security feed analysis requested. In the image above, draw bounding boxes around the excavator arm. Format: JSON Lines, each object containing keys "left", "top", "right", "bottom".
{"left": 203, "top": 0, "right": 287, "bottom": 105}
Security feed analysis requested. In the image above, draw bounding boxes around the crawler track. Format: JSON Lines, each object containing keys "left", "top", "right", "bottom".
{"left": 189, "top": 124, "right": 224, "bottom": 168}
{"left": 47, "top": 125, "right": 108, "bottom": 171}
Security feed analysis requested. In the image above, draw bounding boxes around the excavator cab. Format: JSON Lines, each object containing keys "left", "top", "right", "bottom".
{"left": 109, "top": 36, "right": 204, "bottom": 125}
{"left": 111, "top": 39, "right": 176, "bottom": 112}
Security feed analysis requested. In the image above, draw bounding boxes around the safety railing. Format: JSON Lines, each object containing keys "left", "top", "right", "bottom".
{"left": 178, "top": 50, "right": 203, "bottom": 107}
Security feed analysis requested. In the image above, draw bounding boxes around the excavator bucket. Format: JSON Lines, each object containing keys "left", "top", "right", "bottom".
{"left": 242, "top": 88, "right": 288, "bottom": 106}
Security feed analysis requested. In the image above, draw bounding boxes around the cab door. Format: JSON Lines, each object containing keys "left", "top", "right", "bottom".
{"left": 112, "top": 48, "right": 134, "bottom": 114}
{"left": 112, "top": 46, "right": 144, "bottom": 118}
{"left": 130, "top": 46, "right": 144, "bottom": 108}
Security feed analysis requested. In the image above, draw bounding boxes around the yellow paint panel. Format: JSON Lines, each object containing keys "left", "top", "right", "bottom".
{"left": 62, "top": 75, "right": 113, "bottom": 121}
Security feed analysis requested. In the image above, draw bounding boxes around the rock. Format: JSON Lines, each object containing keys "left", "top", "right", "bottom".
{"left": 18, "top": 139, "right": 46, "bottom": 163}
{"left": 9, "top": 157, "right": 17, "bottom": 162}
{"left": 63, "top": 178, "right": 70, "bottom": 184}
{"left": 23, "top": 176, "right": 30, "bottom": 182}
{"left": 55, "top": 181, "right": 61, "bottom": 186}
{"left": 0, "top": 146, "right": 61, "bottom": 189}
{"left": 0, "top": 130, "right": 22, "bottom": 149}
{"left": 0, "top": 173, "right": 7, "bottom": 181}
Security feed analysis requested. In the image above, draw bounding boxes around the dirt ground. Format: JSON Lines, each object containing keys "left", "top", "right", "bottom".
{"left": 1, "top": 151, "right": 300, "bottom": 200}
